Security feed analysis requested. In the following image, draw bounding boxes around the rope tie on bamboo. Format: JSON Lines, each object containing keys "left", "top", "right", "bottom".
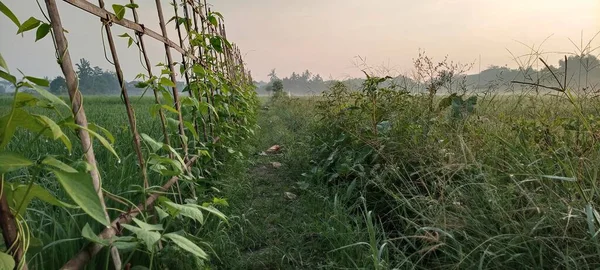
{"left": 100, "top": 13, "right": 113, "bottom": 27}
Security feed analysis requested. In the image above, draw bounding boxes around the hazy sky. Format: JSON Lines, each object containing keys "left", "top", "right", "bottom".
{"left": 1, "top": 0, "right": 599, "bottom": 82}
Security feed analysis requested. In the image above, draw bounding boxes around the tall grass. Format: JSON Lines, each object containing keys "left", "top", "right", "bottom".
{"left": 266, "top": 48, "right": 600, "bottom": 269}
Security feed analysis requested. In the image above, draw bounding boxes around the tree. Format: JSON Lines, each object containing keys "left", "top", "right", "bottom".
{"left": 265, "top": 79, "right": 284, "bottom": 97}
{"left": 49, "top": 76, "right": 67, "bottom": 94}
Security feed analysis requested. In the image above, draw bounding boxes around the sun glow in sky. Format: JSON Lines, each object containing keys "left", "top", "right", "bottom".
{"left": 1, "top": 0, "right": 598, "bottom": 81}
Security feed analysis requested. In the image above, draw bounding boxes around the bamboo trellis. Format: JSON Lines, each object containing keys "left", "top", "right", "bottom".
{"left": 41, "top": 0, "right": 252, "bottom": 269}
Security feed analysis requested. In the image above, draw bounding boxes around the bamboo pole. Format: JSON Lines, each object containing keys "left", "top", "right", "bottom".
{"left": 0, "top": 176, "right": 27, "bottom": 270}
{"left": 154, "top": 0, "right": 189, "bottom": 159}
{"left": 44, "top": 0, "right": 122, "bottom": 269}
{"left": 97, "top": 0, "right": 148, "bottom": 190}
{"left": 129, "top": 0, "right": 171, "bottom": 148}
{"left": 61, "top": 157, "right": 198, "bottom": 269}
{"left": 61, "top": 0, "right": 203, "bottom": 65}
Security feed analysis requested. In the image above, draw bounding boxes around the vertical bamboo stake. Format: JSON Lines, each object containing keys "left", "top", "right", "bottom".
{"left": 173, "top": 0, "right": 199, "bottom": 136}
{"left": 0, "top": 176, "right": 27, "bottom": 270}
{"left": 199, "top": 0, "right": 214, "bottom": 138}
{"left": 130, "top": 0, "right": 171, "bottom": 148}
{"left": 190, "top": 1, "right": 209, "bottom": 142}
{"left": 44, "top": 0, "right": 122, "bottom": 269}
{"left": 97, "top": 0, "right": 148, "bottom": 190}
{"left": 155, "top": 0, "right": 189, "bottom": 159}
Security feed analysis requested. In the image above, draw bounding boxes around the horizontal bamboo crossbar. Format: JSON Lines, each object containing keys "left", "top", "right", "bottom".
{"left": 61, "top": 157, "right": 199, "bottom": 269}
{"left": 62, "top": 0, "right": 204, "bottom": 65}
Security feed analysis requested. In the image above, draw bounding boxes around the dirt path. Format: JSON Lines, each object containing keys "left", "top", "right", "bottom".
{"left": 207, "top": 148, "right": 354, "bottom": 269}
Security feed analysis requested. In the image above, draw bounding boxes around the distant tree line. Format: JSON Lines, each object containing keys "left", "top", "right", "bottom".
{"left": 256, "top": 54, "right": 600, "bottom": 95}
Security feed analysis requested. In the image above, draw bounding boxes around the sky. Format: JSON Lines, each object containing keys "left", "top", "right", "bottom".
{"left": 0, "top": 0, "right": 599, "bottom": 82}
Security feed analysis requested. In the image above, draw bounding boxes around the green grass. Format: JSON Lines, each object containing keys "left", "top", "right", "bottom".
{"left": 7, "top": 83, "right": 600, "bottom": 269}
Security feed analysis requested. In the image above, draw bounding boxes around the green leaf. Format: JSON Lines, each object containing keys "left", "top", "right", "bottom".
{"left": 160, "top": 104, "right": 179, "bottom": 114}
{"left": 0, "top": 70, "right": 16, "bottom": 84}
{"left": 17, "top": 17, "right": 41, "bottom": 34}
{"left": 209, "top": 37, "right": 223, "bottom": 53}
{"left": 140, "top": 133, "right": 163, "bottom": 153}
{"left": 160, "top": 77, "right": 176, "bottom": 88}
{"left": 0, "top": 52, "right": 8, "bottom": 71}
{"left": 6, "top": 182, "right": 77, "bottom": 216}
{"left": 14, "top": 92, "right": 38, "bottom": 108}
{"left": 112, "top": 4, "right": 126, "bottom": 20}
{"left": 121, "top": 224, "right": 161, "bottom": 251}
{"left": 125, "top": 3, "right": 139, "bottom": 9}
{"left": 0, "top": 251, "right": 15, "bottom": 270}
{"left": 42, "top": 156, "right": 78, "bottom": 173}
{"left": 163, "top": 233, "right": 208, "bottom": 260}
{"left": 128, "top": 37, "right": 134, "bottom": 48}
{"left": 163, "top": 201, "right": 204, "bottom": 224}
{"left": 132, "top": 218, "right": 163, "bottom": 231}
{"left": 155, "top": 206, "right": 169, "bottom": 220}
{"left": 29, "top": 84, "right": 69, "bottom": 109}
{"left": 183, "top": 121, "right": 199, "bottom": 140}
{"left": 65, "top": 122, "right": 120, "bottom": 161}
{"left": 88, "top": 123, "right": 115, "bottom": 144}
{"left": 33, "top": 114, "right": 72, "bottom": 152}
{"left": 35, "top": 23, "right": 51, "bottom": 41}
{"left": 196, "top": 205, "right": 227, "bottom": 223}
{"left": 113, "top": 237, "right": 138, "bottom": 251}
{"left": 0, "top": 152, "right": 32, "bottom": 174}
{"left": 207, "top": 15, "right": 218, "bottom": 27}
{"left": 50, "top": 169, "right": 110, "bottom": 226}
{"left": 82, "top": 223, "right": 109, "bottom": 246}
{"left": 0, "top": 1, "right": 20, "bottom": 27}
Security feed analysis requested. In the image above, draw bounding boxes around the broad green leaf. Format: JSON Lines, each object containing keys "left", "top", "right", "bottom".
{"left": 183, "top": 121, "right": 199, "bottom": 140}
{"left": 0, "top": 1, "right": 20, "bottom": 27}
{"left": 17, "top": 17, "right": 40, "bottom": 34}
{"left": 163, "top": 233, "right": 208, "bottom": 260}
{"left": 160, "top": 104, "right": 179, "bottom": 114}
{"left": 155, "top": 206, "right": 169, "bottom": 220}
{"left": 0, "top": 251, "right": 15, "bottom": 270}
{"left": 125, "top": 3, "right": 139, "bottom": 9}
{"left": 33, "top": 114, "right": 62, "bottom": 140}
{"left": 82, "top": 223, "right": 109, "bottom": 246}
{"left": 141, "top": 133, "right": 163, "bottom": 153}
{"left": 207, "top": 15, "right": 218, "bottom": 27}
{"left": 160, "top": 77, "right": 176, "bottom": 88}
{"left": 29, "top": 84, "right": 69, "bottom": 109}
{"left": 0, "top": 70, "right": 16, "bottom": 84}
{"left": 132, "top": 218, "right": 163, "bottom": 231}
{"left": 121, "top": 224, "right": 161, "bottom": 251}
{"left": 0, "top": 109, "right": 33, "bottom": 149}
{"left": 14, "top": 92, "right": 38, "bottom": 108}
{"left": 50, "top": 169, "right": 110, "bottom": 226}
{"left": 0, "top": 52, "right": 8, "bottom": 71}
{"left": 209, "top": 37, "right": 223, "bottom": 53}
{"left": 147, "top": 154, "right": 183, "bottom": 176}
{"left": 212, "top": 197, "right": 229, "bottom": 207}
{"left": 113, "top": 238, "right": 138, "bottom": 251}
{"left": 35, "top": 23, "right": 51, "bottom": 41}
{"left": 42, "top": 156, "right": 78, "bottom": 173}
{"left": 88, "top": 123, "right": 115, "bottom": 144}
{"left": 160, "top": 88, "right": 174, "bottom": 106}
{"left": 64, "top": 122, "right": 120, "bottom": 161}
{"left": 195, "top": 205, "right": 227, "bottom": 223}
{"left": 6, "top": 182, "right": 77, "bottom": 216}
{"left": 112, "top": 4, "right": 125, "bottom": 20}
{"left": 33, "top": 114, "right": 72, "bottom": 152}
{"left": 163, "top": 201, "right": 204, "bottom": 224}
{"left": 0, "top": 152, "right": 32, "bottom": 173}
